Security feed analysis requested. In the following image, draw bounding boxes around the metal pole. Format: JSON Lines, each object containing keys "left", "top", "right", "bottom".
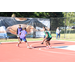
{"left": 64, "top": 12, "right": 67, "bottom": 38}
{"left": 68, "top": 18, "right": 70, "bottom": 38}
{"left": 64, "top": 18, "right": 66, "bottom": 38}
{"left": 49, "top": 12, "right": 51, "bottom": 33}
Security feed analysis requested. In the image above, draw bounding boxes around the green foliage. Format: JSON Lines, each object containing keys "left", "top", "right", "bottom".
{"left": 0, "top": 12, "right": 64, "bottom": 18}
{"left": 50, "top": 17, "right": 65, "bottom": 30}
{"left": 63, "top": 12, "right": 75, "bottom": 26}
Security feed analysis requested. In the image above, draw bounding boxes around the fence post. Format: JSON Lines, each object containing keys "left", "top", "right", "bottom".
{"left": 33, "top": 24, "right": 36, "bottom": 38}
{"left": 64, "top": 18, "right": 66, "bottom": 38}
{"left": 50, "top": 18, "right": 51, "bottom": 34}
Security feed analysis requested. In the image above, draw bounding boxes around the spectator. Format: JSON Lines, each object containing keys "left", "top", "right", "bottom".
{"left": 56, "top": 27, "right": 61, "bottom": 39}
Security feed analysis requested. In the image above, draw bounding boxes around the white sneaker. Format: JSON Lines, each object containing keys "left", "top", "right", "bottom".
{"left": 16, "top": 44, "right": 19, "bottom": 47}
{"left": 49, "top": 46, "right": 52, "bottom": 48}
{"left": 27, "top": 46, "right": 30, "bottom": 48}
{"left": 30, "top": 45, "right": 33, "bottom": 48}
{"left": 45, "top": 46, "right": 49, "bottom": 49}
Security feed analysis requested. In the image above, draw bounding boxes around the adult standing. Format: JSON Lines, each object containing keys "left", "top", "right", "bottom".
{"left": 56, "top": 27, "right": 61, "bottom": 39}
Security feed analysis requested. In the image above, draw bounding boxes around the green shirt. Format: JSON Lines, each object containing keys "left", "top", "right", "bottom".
{"left": 44, "top": 31, "right": 52, "bottom": 38}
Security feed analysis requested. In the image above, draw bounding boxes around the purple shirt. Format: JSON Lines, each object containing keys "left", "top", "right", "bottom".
{"left": 17, "top": 28, "right": 22, "bottom": 35}
{"left": 20, "top": 30, "right": 27, "bottom": 39}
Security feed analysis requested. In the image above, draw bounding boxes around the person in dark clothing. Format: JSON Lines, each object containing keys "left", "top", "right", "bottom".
{"left": 17, "top": 25, "right": 22, "bottom": 41}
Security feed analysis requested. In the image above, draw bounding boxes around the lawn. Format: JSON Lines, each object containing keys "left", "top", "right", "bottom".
{"left": 0, "top": 38, "right": 43, "bottom": 42}
{"left": 0, "top": 33, "right": 75, "bottom": 42}
{"left": 52, "top": 33, "right": 75, "bottom": 41}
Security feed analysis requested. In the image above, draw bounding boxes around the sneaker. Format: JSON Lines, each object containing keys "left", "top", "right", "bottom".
{"left": 30, "top": 46, "right": 33, "bottom": 48}
{"left": 27, "top": 46, "right": 31, "bottom": 48}
{"left": 16, "top": 44, "right": 19, "bottom": 47}
{"left": 45, "top": 46, "right": 49, "bottom": 49}
{"left": 49, "top": 46, "right": 52, "bottom": 48}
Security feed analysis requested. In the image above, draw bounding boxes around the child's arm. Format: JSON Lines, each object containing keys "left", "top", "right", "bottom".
{"left": 25, "top": 34, "right": 27, "bottom": 37}
{"left": 25, "top": 32, "right": 27, "bottom": 37}
{"left": 45, "top": 27, "right": 50, "bottom": 31}
{"left": 43, "top": 33, "right": 48, "bottom": 41}
{"left": 45, "top": 32, "right": 48, "bottom": 39}
{"left": 19, "top": 32, "right": 21, "bottom": 35}
{"left": 38, "top": 29, "right": 44, "bottom": 32}
{"left": 33, "top": 28, "right": 44, "bottom": 32}
{"left": 45, "top": 33, "right": 48, "bottom": 39}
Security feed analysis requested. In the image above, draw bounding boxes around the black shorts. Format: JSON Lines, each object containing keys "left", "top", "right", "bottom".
{"left": 46, "top": 37, "right": 52, "bottom": 41}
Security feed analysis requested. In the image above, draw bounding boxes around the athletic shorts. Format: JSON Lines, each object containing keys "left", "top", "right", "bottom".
{"left": 20, "top": 38, "right": 27, "bottom": 42}
{"left": 46, "top": 37, "right": 52, "bottom": 41}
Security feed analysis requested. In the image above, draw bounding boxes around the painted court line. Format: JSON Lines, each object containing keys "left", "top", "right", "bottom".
{"left": 53, "top": 45, "right": 75, "bottom": 51}
{"left": 1, "top": 40, "right": 75, "bottom": 55}
{"left": 31, "top": 46, "right": 75, "bottom": 55}
{"left": 53, "top": 40, "right": 75, "bottom": 42}
{"left": 38, "top": 49, "right": 75, "bottom": 55}
{"left": 30, "top": 42, "right": 75, "bottom": 51}
{"left": 30, "top": 43, "right": 75, "bottom": 55}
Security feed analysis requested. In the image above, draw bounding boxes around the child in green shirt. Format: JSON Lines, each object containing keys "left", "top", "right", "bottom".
{"left": 40, "top": 26, "right": 52, "bottom": 49}
{"left": 45, "top": 31, "right": 52, "bottom": 49}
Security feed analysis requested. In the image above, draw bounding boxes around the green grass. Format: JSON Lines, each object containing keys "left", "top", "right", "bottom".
{"left": 0, "top": 33, "right": 75, "bottom": 42}
{"left": 0, "top": 38, "right": 43, "bottom": 42}
{"left": 51, "top": 33, "right": 75, "bottom": 41}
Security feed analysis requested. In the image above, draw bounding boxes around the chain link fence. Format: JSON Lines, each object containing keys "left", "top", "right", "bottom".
{"left": 50, "top": 17, "right": 75, "bottom": 39}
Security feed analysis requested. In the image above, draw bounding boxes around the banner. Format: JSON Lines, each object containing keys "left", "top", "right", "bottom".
{"left": 0, "top": 17, "right": 50, "bottom": 38}
{"left": 36, "top": 18, "right": 50, "bottom": 37}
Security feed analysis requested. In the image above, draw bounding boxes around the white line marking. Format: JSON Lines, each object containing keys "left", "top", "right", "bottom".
{"left": 53, "top": 40, "right": 75, "bottom": 42}
{"left": 1, "top": 40, "right": 75, "bottom": 55}
{"left": 30, "top": 43, "right": 75, "bottom": 55}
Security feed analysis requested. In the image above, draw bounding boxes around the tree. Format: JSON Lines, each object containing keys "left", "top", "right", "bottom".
{"left": 0, "top": 12, "right": 64, "bottom": 18}
{"left": 63, "top": 12, "right": 75, "bottom": 26}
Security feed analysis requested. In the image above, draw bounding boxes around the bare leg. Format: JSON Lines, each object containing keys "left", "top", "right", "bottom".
{"left": 18, "top": 37, "right": 20, "bottom": 42}
{"left": 17, "top": 40, "right": 21, "bottom": 46}
{"left": 25, "top": 41, "right": 29, "bottom": 47}
{"left": 45, "top": 41, "right": 49, "bottom": 49}
{"left": 48, "top": 40, "right": 52, "bottom": 48}
{"left": 25, "top": 41, "right": 32, "bottom": 48}
{"left": 47, "top": 41, "right": 51, "bottom": 46}
{"left": 45, "top": 40, "right": 48, "bottom": 47}
{"left": 47, "top": 41, "right": 50, "bottom": 46}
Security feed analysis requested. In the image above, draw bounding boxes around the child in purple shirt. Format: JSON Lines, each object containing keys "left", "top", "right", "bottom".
{"left": 17, "top": 28, "right": 31, "bottom": 48}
